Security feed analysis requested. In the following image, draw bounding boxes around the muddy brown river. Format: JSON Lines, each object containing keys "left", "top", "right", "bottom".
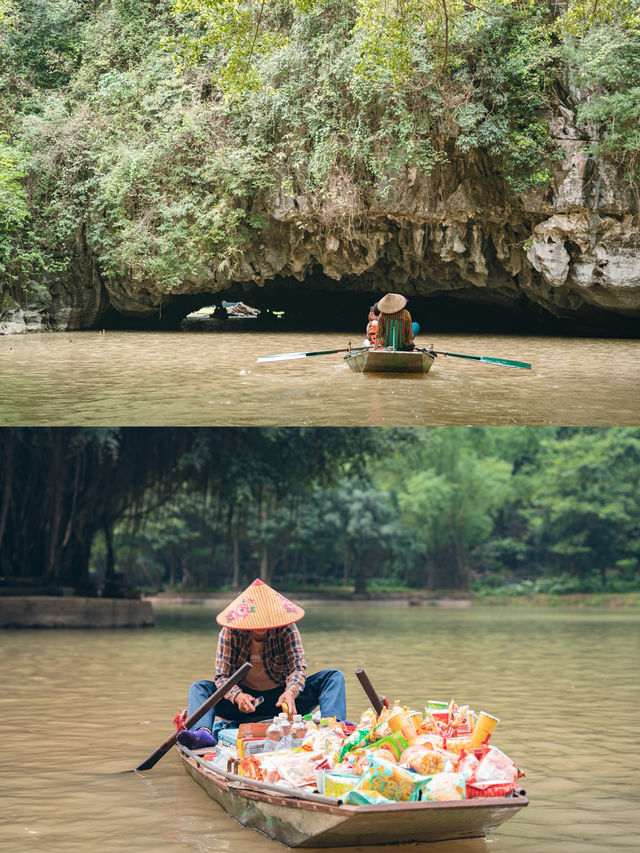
{"left": 1, "top": 330, "right": 639, "bottom": 425}
{"left": 0, "top": 603, "right": 638, "bottom": 852}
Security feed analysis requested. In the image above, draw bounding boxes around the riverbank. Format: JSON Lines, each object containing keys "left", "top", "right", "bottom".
{"left": 145, "top": 591, "right": 640, "bottom": 609}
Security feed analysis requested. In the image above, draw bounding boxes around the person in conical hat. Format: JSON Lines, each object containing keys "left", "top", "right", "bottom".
{"left": 374, "top": 293, "right": 416, "bottom": 351}
{"left": 177, "top": 579, "right": 347, "bottom": 749}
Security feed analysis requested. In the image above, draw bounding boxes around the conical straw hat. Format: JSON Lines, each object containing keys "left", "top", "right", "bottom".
{"left": 377, "top": 293, "right": 407, "bottom": 313}
{"left": 216, "top": 579, "right": 305, "bottom": 629}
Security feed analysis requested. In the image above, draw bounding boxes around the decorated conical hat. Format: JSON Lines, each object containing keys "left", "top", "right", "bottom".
{"left": 377, "top": 293, "right": 407, "bottom": 313}
{"left": 216, "top": 579, "right": 305, "bottom": 629}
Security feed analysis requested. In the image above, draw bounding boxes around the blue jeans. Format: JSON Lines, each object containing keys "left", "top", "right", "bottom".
{"left": 186, "top": 669, "right": 347, "bottom": 731}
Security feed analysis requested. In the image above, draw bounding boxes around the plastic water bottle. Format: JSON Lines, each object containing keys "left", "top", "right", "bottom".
{"left": 291, "top": 714, "right": 306, "bottom": 747}
{"left": 278, "top": 713, "right": 292, "bottom": 750}
{"left": 266, "top": 716, "right": 283, "bottom": 750}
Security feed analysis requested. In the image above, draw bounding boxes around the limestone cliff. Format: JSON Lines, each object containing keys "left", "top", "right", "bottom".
{"left": 3, "top": 89, "right": 639, "bottom": 335}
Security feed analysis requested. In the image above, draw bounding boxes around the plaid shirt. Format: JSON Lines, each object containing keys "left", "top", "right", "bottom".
{"left": 214, "top": 624, "right": 307, "bottom": 701}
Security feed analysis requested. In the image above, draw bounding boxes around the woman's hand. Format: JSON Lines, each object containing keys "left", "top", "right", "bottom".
{"left": 276, "top": 689, "right": 296, "bottom": 716}
{"left": 235, "top": 692, "right": 259, "bottom": 713}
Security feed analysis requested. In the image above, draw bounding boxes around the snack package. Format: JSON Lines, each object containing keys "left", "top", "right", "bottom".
{"left": 443, "top": 735, "right": 473, "bottom": 756}
{"left": 399, "top": 745, "right": 448, "bottom": 776}
{"left": 466, "top": 780, "right": 518, "bottom": 799}
{"left": 237, "top": 755, "right": 263, "bottom": 780}
{"left": 457, "top": 750, "right": 480, "bottom": 778}
{"left": 263, "top": 750, "right": 323, "bottom": 788}
{"left": 414, "top": 733, "right": 444, "bottom": 750}
{"left": 356, "top": 753, "right": 428, "bottom": 802}
{"left": 473, "top": 746, "right": 522, "bottom": 785}
{"left": 365, "top": 732, "right": 408, "bottom": 761}
{"left": 323, "top": 773, "right": 360, "bottom": 798}
{"left": 344, "top": 789, "right": 393, "bottom": 805}
{"left": 338, "top": 728, "right": 369, "bottom": 762}
{"left": 419, "top": 772, "right": 467, "bottom": 802}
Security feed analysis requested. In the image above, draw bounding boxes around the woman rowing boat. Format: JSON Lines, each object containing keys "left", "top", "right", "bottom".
{"left": 374, "top": 293, "right": 416, "bottom": 351}
{"left": 177, "top": 579, "right": 347, "bottom": 750}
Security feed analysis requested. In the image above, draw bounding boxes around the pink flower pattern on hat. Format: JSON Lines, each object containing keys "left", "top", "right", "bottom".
{"left": 277, "top": 593, "right": 298, "bottom": 613}
{"left": 225, "top": 596, "right": 256, "bottom": 623}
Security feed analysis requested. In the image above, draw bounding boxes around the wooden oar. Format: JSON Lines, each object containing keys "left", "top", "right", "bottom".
{"left": 257, "top": 346, "right": 368, "bottom": 363}
{"left": 134, "top": 661, "right": 252, "bottom": 772}
{"left": 419, "top": 348, "right": 531, "bottom": 370}
{"left": 355, "top": 668, "right": 386, "bottom": 716}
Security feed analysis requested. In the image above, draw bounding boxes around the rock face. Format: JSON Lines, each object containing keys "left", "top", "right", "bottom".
{"left": 4, "top": 94, "right": 639, "bottom": 334}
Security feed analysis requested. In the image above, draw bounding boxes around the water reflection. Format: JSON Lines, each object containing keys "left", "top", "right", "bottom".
{"left": 1, "top": 330, "right": 639, "bottom": 425}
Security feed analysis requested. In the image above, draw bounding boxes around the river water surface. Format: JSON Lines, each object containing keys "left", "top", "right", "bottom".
{"left": 1, "top": 330, "right": 639, "bottom": 425}
{"left": 1, "top": 603, "right": 638, "bottom": 853}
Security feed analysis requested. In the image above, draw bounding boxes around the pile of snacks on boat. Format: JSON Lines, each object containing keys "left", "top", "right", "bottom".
{"left": 197, "top": 700, "right": 525, "bottom": 805}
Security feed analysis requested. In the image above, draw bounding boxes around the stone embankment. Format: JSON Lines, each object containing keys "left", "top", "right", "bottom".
{"left": 0, "top": 597, "right": 154, "bottom": 628}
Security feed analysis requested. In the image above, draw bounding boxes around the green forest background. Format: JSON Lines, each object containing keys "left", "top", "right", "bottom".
{"left": 1, "top": 0, "right": 639, "bottom": 304}
{"left": 2, "top": 427, "right": 639, "bottom": 602}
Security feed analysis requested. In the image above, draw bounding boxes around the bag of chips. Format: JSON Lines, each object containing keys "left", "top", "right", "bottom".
{"left": 419, "top": 772, "right": 466, "bottom": 802}
{"left": 473, "top": 746, "right": 522, "bottom": 785}
{"left": 323, "top": 773, "right": 360, "bottom": 798}
{"left": 357, "top": 753, "right": 428, "bottom": 802}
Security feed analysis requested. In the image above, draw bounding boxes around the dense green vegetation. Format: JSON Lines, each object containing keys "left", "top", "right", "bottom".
{"left": 5, "top": 426, "right": 636, "bottom": 599}
{"left": 111, "top": 426, "right": 637, "bottom": 598}
{"left": 1, "top": 1, "right": 638, "bottom": 314}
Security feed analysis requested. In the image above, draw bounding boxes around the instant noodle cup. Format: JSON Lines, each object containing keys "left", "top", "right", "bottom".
{"left": 388, "top": 710, "right": 418, "bottom": 745}
{"left": 471, "top": 712, "right": 499, "bottom": 748}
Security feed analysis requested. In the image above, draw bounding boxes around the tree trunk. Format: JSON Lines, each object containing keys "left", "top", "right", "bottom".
{"left": 343, "top": 546, "right": 350, "bottom": 586}
{"left": 259, "top": 541, "right": 270, "bottom": 584}
{"left": 232, "top": 535, "right": 240, "bottom": 590}
{"left": 353, "top": 550, "right": 367, "bottom": 596}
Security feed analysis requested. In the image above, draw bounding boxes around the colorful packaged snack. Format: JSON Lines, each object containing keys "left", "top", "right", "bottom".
{"left": 338, "top": 728, "right": 369, "bottom": 761}
{"left": 443, "top": 735, "right": 473, "bottom": 756}
{"left": 466, "top": 780, "right": 518, "bottom": 799}
{"left": 473, "top": 746, "right": 522, "bottom": 785}
{"left": 364, "top": 732, "right": 408, "bottom": 761}
{"left": 399, "top": 745, "right": 447, "bottom": 776}
{"left": 323, "top": 773, "right": 360, "bottom": 798}
{"left": 357, "top": 754, "right": 428, "bottom": 802}
{"left": 419, "top": 772, "right": 467, "bottom": 802}
{"left": 457, "top": 750, "right": 480, "bottom": 778}
{"left": 344, "top": 789, "right": 393, "bottom": 805}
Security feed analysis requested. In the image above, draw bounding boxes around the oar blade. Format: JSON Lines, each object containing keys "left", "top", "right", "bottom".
{"left": 257, "top": 351, "right": 310, "bottom": 362}
{"left": 257, "top": 346, "right": 367, "bottom": 363}
{"left": 479, "top": 356, "right": 532, "bottom": 370}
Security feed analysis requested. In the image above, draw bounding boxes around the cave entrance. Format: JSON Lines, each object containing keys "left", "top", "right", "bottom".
{"left": 166, "top": 275, "right": 551, "bottom": 335}
{"left": 100, "top": 272, "right": 637, "bottom": 336}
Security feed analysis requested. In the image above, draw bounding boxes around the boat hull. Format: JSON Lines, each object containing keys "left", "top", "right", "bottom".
{"left": 178, "top": 746, "right": 528, "bottom": 848}
{"left": 344, "top": 350, "right": 435, "bottom": 374}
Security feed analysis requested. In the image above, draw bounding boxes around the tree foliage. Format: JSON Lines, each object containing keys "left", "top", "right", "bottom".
{"left": 1, "top": 0, "right": 639, "bottom": 318}
{"left": 4, "top": 427, "right": 637, "bottom": 599}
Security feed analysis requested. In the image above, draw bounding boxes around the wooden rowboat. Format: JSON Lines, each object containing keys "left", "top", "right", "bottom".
{"left": 178, "top": 744, "right": 528, "bottom": 848}
{"left": 344, "top": 349, "right": 435, "bottom": 374}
